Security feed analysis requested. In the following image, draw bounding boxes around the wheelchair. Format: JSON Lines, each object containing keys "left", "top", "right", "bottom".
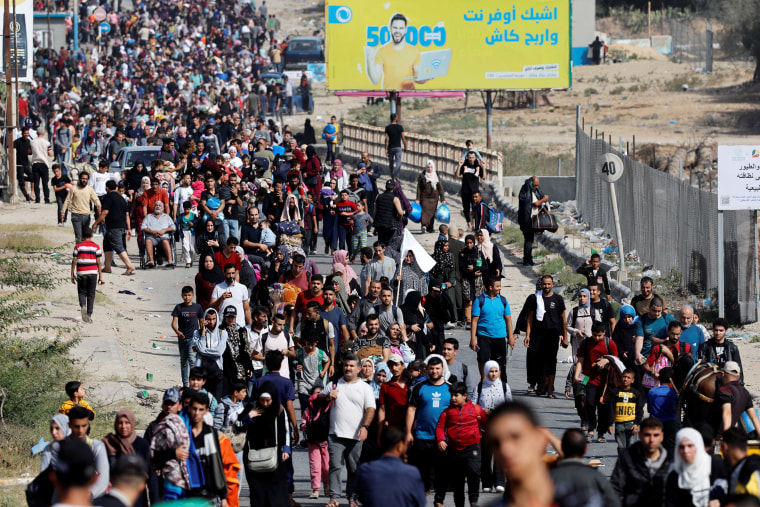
{"left": 139, "top": 232, "right": 179, "bottom": 269}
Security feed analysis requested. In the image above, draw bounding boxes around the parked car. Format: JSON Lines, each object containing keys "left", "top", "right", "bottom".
{"left": 260, "top": 72, "right": 313, "bottom": 112}
{"left": 109, "top": 146, "right": 162, "bottom": 173}
{"left": 284, "top": 37, "right": 324, "bottom": 67}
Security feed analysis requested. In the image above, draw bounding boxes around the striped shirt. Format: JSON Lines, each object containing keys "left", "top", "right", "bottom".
{"left": 73, "top": 240, "right": 101, "bottom": 276}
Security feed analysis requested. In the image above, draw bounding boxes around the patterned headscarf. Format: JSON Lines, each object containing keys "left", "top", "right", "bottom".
{"left": 431, "top": 239, "right": 454, "bottom": 279}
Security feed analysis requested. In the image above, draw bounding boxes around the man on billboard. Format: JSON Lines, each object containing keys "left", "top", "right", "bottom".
{"left": 366, "top": 13, "right": 421, "bottom": 90}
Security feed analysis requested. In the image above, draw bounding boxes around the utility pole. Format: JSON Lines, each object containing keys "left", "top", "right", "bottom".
{"left": 4, "top": 0, "right": 17, "bottom": 203}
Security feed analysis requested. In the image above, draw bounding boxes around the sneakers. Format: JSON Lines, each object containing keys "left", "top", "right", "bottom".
{"left": 465, "top": 322, "right": 472, "bottom": 330}
{"left": 80, "top": 306, "right": 88, "bottom": 322}
{"left": 421, "top": 226, "right": 426, "bottom": 234}
{"left": 483, "top": 487, "right": 492, "bottom": 493}
{"left": 456, "top": 321, "right": 466, "bottom": 328}
{"left": 445, "top": 321, "right": 456, "bottom": 329}
{"left": 495, "top": 486, "right": 505, "bottom": 493}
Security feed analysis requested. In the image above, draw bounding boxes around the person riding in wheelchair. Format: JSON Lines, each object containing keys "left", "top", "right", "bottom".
{"left": 141, "top": 201, "right": 176, "bottom": 268}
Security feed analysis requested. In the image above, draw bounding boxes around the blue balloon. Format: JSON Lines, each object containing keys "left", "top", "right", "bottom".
{"left": 435, "top": 203, "right": 451, "bottom": 224}
{"left": 409, "top": 201, "right": 422, "bottom": 223}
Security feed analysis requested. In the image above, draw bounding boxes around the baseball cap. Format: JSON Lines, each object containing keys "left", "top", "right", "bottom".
{"left": 724, "top": 361, "right": 741, "bottom": 376}
{"left": 163, "top": 387, "right": 181, "bottom": 404}
{"left": 52, "top": 439, "right": 97, "bottom": 485}
{"left": 223, "top": 306, "right": 238, "bottom": 317}
{"left": 387, "top": 353, "right": 404, "bottom": 365}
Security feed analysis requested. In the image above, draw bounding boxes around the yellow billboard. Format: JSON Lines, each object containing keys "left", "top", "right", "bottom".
{"left": 325, "top": 0, "right": 571, "bottom": 91}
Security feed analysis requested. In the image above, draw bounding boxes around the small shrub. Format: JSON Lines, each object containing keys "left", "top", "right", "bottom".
{"left": 610, "top": 86, "right": 626, "bottom": 95}
{"left": 663, "top": 74, "right": 702, "bottom": 92}
{"left": 585, "top": 88, "right": 599, "bottom": 97}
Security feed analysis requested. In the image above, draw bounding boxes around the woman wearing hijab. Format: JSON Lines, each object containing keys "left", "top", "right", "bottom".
{"left": 415, "top": 159, "right": 445, "bottom": 234}
{"left": 303, "top": 119, "right": 317, "bottom": 144}
{"left": 395, "top": 250, "right": 428, "bottom": 304}
{"left": 476, "top": 229, "right": 503, "bottom": 279}
{"left": 401, "top": 290, "right": 440, "bottom": 356}
{"left": 473, "top": 360, "right": 512, "bottom": 493}
{"left": 266, "top": 245, "right": 291, "bottom": 285}
{"left": 303, "top": 145, "right": 322, "bottom": 197}
{"left": 126, "top": 159, "right": 150, "bottom": 194}
{"left": 221, "top": 306, "right": 255, "bottom": 386}
{"left": 359, "top": 358, "right": 376, "bottom": 382}
{"left": 331, "top": 250, "right": 358, "bottom": 292}
{"left": 102, "top": 409, "right": 158, "bottom": 507}
{"left": 194, "top": 308, "right": 228, "bottom": 400}
{"left": 458, "top": 234, "right": 486, "bottom": 329}
{"left": 327, "top": 159, "right": 349, "bottom": 191}
{"left": 320, "top": 179, "right": 339, "bottom": 255}
{"left": 195, "top": 218, "right": 222, "bottom": 257}
{"left": 431, "top": 239, "right": 459, "bottom": 325}
{"left": 612, "top": 304, "right": 639, "bottom": 375}
{"left": 196, "top": 253, "right": 225, "bottom": 309}
{"left": 331, "top": 275, "right": 352, "bottom": 315}
{"left": 666, "top": 427, "right": 727, "bottom": 507}
{"left": 242, "top": 381, "right": 291, "bottom": 507}
{"left": 40, "top": 414, "right": 70, "bottom": 472}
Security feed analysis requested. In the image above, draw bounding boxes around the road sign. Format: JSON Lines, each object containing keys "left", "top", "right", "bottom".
{"left": 595, "top": 153, "right": 625, "bottom": 183}
{"left": 93, "top": 7, "right": 106, "bottom": 22}
{"left": 99, "top": 22, "right": 110, "bottom": 35}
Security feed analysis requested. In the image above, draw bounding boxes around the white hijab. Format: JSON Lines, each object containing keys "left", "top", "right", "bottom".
{"left": 671, "top": 427, "right": 712, "bottom": 507}
{"left": 424, "top": 159, "right": 439, "bottom": 186}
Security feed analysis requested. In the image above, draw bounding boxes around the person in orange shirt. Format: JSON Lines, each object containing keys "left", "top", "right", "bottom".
{"left": 367, "top": 13, "right": 421, "bottom": 90}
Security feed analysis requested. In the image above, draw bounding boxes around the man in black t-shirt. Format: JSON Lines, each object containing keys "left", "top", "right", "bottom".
{"left": 384, "top": 113, "right": 407, "bottom": 181}
{"left": 524, "top": 275, "right": 568, "bottom": 397}
{"left": 93, "top": 180, "right": 135, "bottom": 275}
{"left": 588, "top": 282, "right": 616, "bottom": 337}
{"left": 171, "top": 286, "right": 204, "bottom": 387}
{"left": 13, "top": 127, "right": 33, "bottom": 201}
{"left": 51, "top": 164, "right": 71, "bottom": 225}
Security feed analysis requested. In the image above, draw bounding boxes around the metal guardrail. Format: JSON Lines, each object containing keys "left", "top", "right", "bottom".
{"left": 340, "top": 120, "right": 503, "bottom": 187}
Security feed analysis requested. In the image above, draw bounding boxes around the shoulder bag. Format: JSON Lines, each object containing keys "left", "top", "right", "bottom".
{"left": 245, "top": 416, "right": 279, "bottom": 473}
{"left": 531, "top": 204, "right": 558, "bottom": 233}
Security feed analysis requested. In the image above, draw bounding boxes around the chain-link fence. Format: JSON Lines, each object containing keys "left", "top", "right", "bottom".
{"left": 576, "top": 119, "right": 757, "bottom": 324}
{"left": 669, "top": 19, "right": 712, "bottom": 71}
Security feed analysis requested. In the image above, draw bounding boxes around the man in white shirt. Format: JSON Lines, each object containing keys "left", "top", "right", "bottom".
{"left": 209, "top": 264, "right": 251, "bottom": 327}
{"left": 322, "top": 354, "right": 376, "bottom": 506}
{"left": 30, "top": 127, "right": 54, "bottom": 204}
{"left": 251, "top": 313, "right": 295, "bottom": 379}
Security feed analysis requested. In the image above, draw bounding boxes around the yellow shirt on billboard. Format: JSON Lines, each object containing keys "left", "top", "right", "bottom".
{"left": 374, "top": 43, "right": 421, "bottom": 90}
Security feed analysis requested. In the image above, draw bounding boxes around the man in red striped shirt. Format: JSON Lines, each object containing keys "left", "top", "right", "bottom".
{"left": 71, "top": 226, "right": 104, "bottom": 323}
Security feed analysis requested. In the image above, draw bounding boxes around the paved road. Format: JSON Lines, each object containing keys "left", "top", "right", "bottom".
{"left": 83, "top": 178, "right": 620, "bottom": 507}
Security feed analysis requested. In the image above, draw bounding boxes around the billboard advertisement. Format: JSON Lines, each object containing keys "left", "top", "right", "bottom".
{"left": 718, "top": 145, "right": 760, "bottom": 210}
{"left": 325, "top": 0, "right": 571, "bottom": 91}
{"left": 0, "top": 0, "right": 33, "bottom": 82}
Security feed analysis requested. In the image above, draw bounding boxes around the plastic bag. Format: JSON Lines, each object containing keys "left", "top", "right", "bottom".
{"left": 409, "top": 201, "right": 422, "bottom": 223}
{"left": 435, "top": 203, "right": 451, "bottom": 224}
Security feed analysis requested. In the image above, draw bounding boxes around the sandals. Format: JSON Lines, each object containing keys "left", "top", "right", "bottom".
{"left": 547, "top": 394, "right": 556, "bottom": 399}
{"left": 309, "top": 491, "right": 320, "bottom": 499}
{"left": 145, "top": 262, "right": 155, "bottom": 269}
{"left": 586, "top": 432, "right": 594, "bottom": 443}
{"left": 326, "top": 501, "right": 340, "bottom": 507}
{"left": 122, "top": 268, "right": 135, "bottom": 276}
{"left": 597, "top": 436, "right": 607, "bottom": 443}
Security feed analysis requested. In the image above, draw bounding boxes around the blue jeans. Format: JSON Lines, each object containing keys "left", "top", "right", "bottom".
{"left": 224, "top": 218, "right": 239, "bottom": 240}
{"left": 388, "top": 147, "right": 403, "bottom": 180}
{"left": 177, "top": 338, "right": 196, "bottom": 387}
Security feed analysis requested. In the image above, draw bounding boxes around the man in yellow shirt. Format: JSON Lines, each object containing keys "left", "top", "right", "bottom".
{"left": 367, "top": 13, "right": 421, "bottom": 90}
{"left": 62, "top": 171, "right": 101, "bottom": 243}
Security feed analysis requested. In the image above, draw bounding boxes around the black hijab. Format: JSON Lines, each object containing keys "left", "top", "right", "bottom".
{"left": 198, "top": 253, "right": 224, "bottom": 284}
{"left": 400, "top": 290, "right": 425, "bottom": 324}
{"left": 247, "top": 381, "right": 283, "bottom": 449}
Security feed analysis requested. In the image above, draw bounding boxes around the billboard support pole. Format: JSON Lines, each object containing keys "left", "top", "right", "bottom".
{"left": 395, "top": 94, "right": 402, "bottom": 123}
{"left": 389, "top": 91, "right": 396, "bottom": 116}
{"left": 718, "top": 210, "right": 724, "bottom": 318}
{"left": 486, "top": 91, "right": 492, "bottom": 148}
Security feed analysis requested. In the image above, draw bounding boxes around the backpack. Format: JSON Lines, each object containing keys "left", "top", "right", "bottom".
{"left": 25, "top": 467, "right": 54, "bottom": 507}
{"left": 261, "top": 330, "right": 294, "bottom": 351}
{"left": 487, "top": 206, "right": 504, "bottom": 234}
{"left": 304, "top": 392, "right": 332, "bottom": 443}
{"left": 476, "top": 378, "right": 510, "bottom": 402}
{"left": 476, "top": 293, "right": 508, "bottom": 312}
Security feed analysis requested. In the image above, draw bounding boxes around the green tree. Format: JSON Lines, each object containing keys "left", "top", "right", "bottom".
{"left": 720, "top": 0, "right": 760, "bottom": 80}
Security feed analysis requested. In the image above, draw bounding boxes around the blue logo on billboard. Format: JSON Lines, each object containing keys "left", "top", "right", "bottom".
{"left": 328, "top": 5, "right": 353, "bottom": 24}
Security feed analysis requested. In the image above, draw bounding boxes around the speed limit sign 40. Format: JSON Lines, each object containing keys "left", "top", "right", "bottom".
{"left": 595, "top": 153, "right": 625, "bottom": 183}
